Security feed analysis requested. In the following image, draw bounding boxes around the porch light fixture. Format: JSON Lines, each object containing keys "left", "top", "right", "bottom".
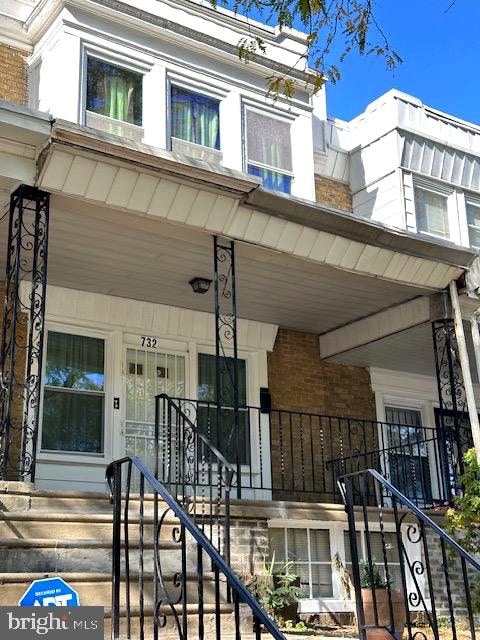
{"left": 189, "top": 277, "right": 212, "bottom": 294}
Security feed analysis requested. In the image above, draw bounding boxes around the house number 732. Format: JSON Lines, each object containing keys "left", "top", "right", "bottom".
{"left": 141, "top": 336, "right": 158, "bottom": 348}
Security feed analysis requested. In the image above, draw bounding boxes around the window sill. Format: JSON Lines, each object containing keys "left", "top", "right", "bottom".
{"left": 38, "top": 451, "right": 108, "bottom": 465}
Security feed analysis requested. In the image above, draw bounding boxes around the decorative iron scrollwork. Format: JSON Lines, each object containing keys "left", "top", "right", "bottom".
{"left": 0, "top": 185, "right": 50, "bottom": 481}
{"left": 432, "top": 319, "right": 473, "bottom": 499}
{"left": 213, "top": 237, "right": 241, "bottom": 496}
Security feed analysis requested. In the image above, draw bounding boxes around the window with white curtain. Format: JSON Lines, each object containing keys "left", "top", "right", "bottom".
{"left": 466, "top": 199, "right": 480, "bottom": 249}
{"left": 414, "top": 185, "right": 450, "bottom": 238}
{"left": 41, "top": 331, "right": 105, "bottom": 454}
{"left": 268, "top": 527, "right": 333, "bottom": 598}
{"left": 245, "top": 108, "right": 293, "bottom": 194}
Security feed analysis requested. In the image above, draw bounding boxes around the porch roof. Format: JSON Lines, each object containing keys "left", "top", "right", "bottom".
{"left": 0, "top": 104, "right": 479, "bottom": 339}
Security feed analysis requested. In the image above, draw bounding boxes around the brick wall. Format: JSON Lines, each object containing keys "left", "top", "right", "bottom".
{"left": 0, "top": 45, "right": 28, "bottom": 105}
{"left": 267, "top": 328, "right": 376, "bottom": 501}
{"left": 315, "top": 176, "right": 353, "bottom": 212}
{"left": 267, "top": 328, "right": 375, "bottom": 417}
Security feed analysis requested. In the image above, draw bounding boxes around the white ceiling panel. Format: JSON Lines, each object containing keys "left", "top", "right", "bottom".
{"left": 0, "top": 194, "right": 434, "bottom": 335}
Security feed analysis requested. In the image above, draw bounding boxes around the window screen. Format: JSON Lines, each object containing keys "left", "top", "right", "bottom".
{"left": 245, "top": 109, "right": 292, "bottom": 194}
{"left": 414, "top": 187, "right": 449, "bottom": 238}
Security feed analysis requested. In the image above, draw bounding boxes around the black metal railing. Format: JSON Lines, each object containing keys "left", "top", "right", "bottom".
{"left": 165, "top": 398, "right": 471, "bottom": 506}
{"left": 106, "top": 455, "right": 287, "bottom": 640}
{"left": 155, "top": 394, "right": 235, "bottom": 560}
{"left": 339, "top": 468, "right": 480, "bottom": 640}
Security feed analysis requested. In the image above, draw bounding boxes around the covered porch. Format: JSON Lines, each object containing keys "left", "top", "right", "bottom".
{"left": 0, "top": 108, "right": 478, "bottom": 504}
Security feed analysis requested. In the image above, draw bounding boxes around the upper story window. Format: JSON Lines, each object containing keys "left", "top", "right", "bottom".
{"left": 85, "top": 56, "right": 143, "bottom": 140}
{"left": 466, "top": 198, "right": 480, "bottom": 249}
{"left": 414, "top": 184, "right": 450, "bottom": 238}
{"left": 171, "top": 86, "right": 220, "bottom": 151}
{"left": 245, "top": 108, "right": 293, "bottom": 194}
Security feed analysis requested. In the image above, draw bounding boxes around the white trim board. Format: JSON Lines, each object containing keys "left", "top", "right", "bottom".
{"left": 41, "top": 284, "right": 278, "bottom": 352}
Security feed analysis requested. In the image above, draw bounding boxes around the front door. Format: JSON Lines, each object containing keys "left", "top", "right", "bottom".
{"left": 124, "top": 345, "right": 186, "bottom": 471}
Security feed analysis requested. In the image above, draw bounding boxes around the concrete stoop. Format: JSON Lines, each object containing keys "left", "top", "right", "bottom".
{"left": 0, "top": 483, "right": 253, "bottom": 639}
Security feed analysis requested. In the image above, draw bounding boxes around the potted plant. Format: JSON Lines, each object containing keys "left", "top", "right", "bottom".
{"left": 243, "top": 555, "right": 301, "bottom": 625}
{"left": 360, "top": 559, "right": 406, "bottom": 640}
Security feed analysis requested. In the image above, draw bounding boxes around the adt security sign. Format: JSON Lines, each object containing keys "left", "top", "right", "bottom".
{"left": 19, "top": 577, "right": 80, "bottom": 607}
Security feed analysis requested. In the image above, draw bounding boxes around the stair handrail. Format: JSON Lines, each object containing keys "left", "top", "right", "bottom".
{"left": 157, "top": 394, "right": 236, "bottom": 477}
{"left": 338, "top": 468, "right": 480, "bottom": 640}
{"left": 106, "top": 454, "right": 287, "bottom": 640}
{"left": 338, "top": 467, "right": 480, "bottom": 571}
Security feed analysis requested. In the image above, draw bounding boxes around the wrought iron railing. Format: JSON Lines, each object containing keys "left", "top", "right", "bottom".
{"left": 338, "top": 468, "right": 480, "bottom": 640}
{"left": 155, "top": 394, "right": 235, "bottom": 561}
{"left": 165, "top": 398, "right": 471, "bottom": 506}
{"left": 106, "top": 455, "right": 287, "bottom": 640}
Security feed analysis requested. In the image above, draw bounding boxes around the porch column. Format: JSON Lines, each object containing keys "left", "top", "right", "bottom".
{"left": 0, "top": 185, "right": 50, "bottom": 482}
{"left": 432, "top": 313, "right": 468, "bottom": 500}
{"left": 213, "top": 236, "right": 240, "bottom": 497}
{"left": 449, "top": 281, "right": 480, "bottom": 456}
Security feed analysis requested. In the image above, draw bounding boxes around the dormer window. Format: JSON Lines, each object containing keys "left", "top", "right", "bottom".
{"left": 85, "top": 56, "right": 143, "bottom": 141}
{"left": 170, "top": 85, "right": 221, "bottom": 161}
{"left": 245, "top": 107, "right": 293, "bottom": 194}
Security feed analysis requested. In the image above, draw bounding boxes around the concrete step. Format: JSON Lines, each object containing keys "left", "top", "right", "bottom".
{"left": 0, "top": 538, "right": 200, "bottom": 573}
{"left": 0, "top": 572, "right": 228, "bottom": 607}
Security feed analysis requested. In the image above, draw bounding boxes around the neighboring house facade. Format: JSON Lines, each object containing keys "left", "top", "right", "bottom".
{"left": 1, "top": 0, "right": 480, "bottom": 624}
{"left": 315, "top": 89, "right": 480, "bottom": 249}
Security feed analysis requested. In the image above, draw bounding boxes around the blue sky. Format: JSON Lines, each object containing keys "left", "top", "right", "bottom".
{"left": 226, "top": 0, "right": 479, "bottom": 124}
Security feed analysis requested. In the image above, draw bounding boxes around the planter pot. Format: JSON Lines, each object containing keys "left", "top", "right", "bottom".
{"left": 361, "top": 588, "right": 406, "bottom": 640}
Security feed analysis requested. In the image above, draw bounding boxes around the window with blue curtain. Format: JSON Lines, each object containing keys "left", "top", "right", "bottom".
{"left": 86, "top": 57, "right": 142, "bottom": 126}
{"left": 171, "top": 86, "right": 220, "bottom": 150}
{"left": 245, "top": 108, "right": 293, "bottom": 194}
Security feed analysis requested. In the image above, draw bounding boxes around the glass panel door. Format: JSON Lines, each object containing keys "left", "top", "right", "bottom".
{"left": 197, "top": 353, "right": 249, "bottom": 464}
{"left": 125, "top": 347, "right": 185, "bottom": 472}
{"left": 384, "top": 407, "right": 432, "bottom": 503}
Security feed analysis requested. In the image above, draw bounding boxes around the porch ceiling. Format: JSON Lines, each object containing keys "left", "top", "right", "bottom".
{"left": 325, "top": 321, "right": 479, "bottom": 383}
{"left": 0, "top": 194, "right": 433, "bottom": 335}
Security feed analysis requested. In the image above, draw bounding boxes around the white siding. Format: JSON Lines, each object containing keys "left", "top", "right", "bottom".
{"left": 352, "top": 171, "right": 404, "bottom": 229}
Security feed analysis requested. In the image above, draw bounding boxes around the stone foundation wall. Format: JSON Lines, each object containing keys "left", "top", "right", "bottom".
{"left": 229, "top": 516, "right": 269, "bottom": 577}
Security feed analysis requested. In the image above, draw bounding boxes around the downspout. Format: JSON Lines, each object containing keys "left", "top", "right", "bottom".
{"left": 449, "top": 281, "right": 480, "bottom": 456}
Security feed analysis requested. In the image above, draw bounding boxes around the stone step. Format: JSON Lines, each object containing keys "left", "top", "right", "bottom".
{"left": 0, "top": 512, "right": 182, "bottom": 540}
{"left": 103, "top": 603, "right": 253, "bottom": 639}
{"left": 0, "top": 572, "right": 228, "bottom": 607}
{"left": 0, "top": 538, "right": 200, "bottom": 573}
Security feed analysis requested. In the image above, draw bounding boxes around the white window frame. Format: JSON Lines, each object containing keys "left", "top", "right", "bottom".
{"left": 166, "top": 74, "right": 226, "bottom": 155}
{"left": 267, "top": 520, "right": 424, "bottom": 614}
{"left": 80, "top": 43, "right": 149, "bottom": 131}
{"left": 38, "top": 323, "right": 114, "bottom": 464}
{"left": 412, "top": 177, "right": 458, "bottom": 242}
{"left": 464, "top": 193, "right": 480, "bottom": 250}
{"left": 242, "top": 101, "right": 294, "bottom": 186}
